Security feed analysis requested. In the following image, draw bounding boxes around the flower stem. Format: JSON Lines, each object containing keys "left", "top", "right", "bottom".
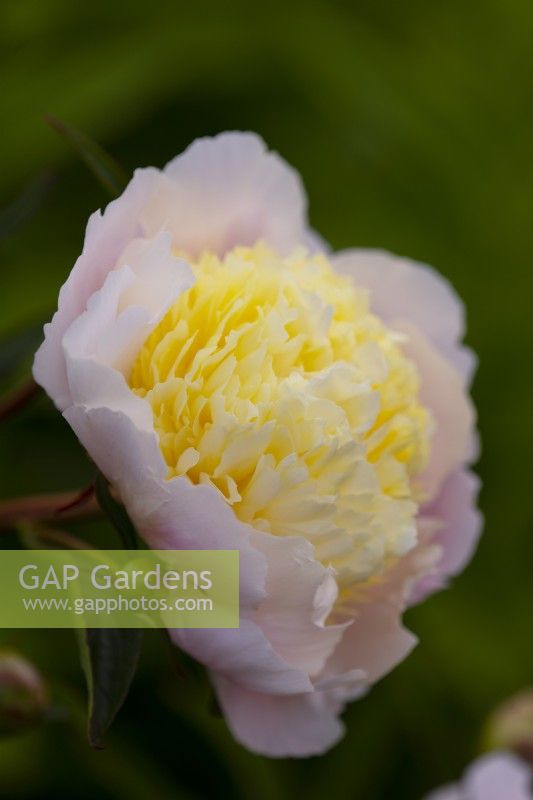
{"left": 0, "top": 487, "right": 100, "bottom": 531}
{"left": 0, "top": 377, "right": 41, "bottom": 422}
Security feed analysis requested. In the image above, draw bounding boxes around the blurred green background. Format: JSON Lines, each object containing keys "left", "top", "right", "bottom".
{"left": 1, "top": 0, "right": 532, "bottom": 797}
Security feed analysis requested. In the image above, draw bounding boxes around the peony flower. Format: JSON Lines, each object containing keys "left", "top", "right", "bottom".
{"left": 33, "top": 132, "right": 481, "bottom": 757}
{"left": 424, "top": 752, "right": 533, "bottom": 799}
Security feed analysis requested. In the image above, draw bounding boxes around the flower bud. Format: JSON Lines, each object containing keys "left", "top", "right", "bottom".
{"left": 485, "top": 690, "right": 533, "bottom": 764}
{"left": 0, "top": 650, "right": 49, "bottom": 736}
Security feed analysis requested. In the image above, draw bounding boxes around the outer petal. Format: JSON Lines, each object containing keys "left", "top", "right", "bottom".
{"left": 61, "top": 234, "right": 194, "bottom": 384}
{"left": 333, "top": 248, "right": 476, "bottom": 384}
{"left": 397, "top": 321, "right": 477, "bottom": 500}
{"left": 142, "top": 132, "right": 310, "bottom": 258}
{"left": 411, "top": 469, "right": 482, "bottom": 604}
{"left": 213, "top": 676, "right": 344, "bottom": 758}
{"left": 171, "top": 530, "right": 344, "bottom": 693}
{"left": 33, "top": 167, "right": 162, "bottom": 410}
{"left": 316, "top": 536, "right": 433, "bottom": 703}
{"left": 250, "top": 533, "right": 347, "bottom": 677}
{"left": 322, "top": 593, "right": 418, "bottom": 697}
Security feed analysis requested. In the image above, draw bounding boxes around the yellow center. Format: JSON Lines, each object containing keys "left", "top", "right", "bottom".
{"left": 130, "top": 244, "right": 431, "bottom": 587}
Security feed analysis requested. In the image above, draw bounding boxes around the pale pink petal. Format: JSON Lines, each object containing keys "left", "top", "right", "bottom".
{"left": 171, "top": 531, "right": 344, "bottom": 693}
{"left": 317, "top": 562, "right": 423, "bottom": 705}
{"left": 316, "top": 526, "right": 441, "bottom": 705}
{"left": 250, "top": 532, "right": 347, "bottom": 677}
{"left": 333, "top": 248, "right": 476, "bottom": 385}
{"left": 411, "top": 469, "right": 482, "bottom": 604}
{"left": 397, "top": 321, "right": 477, "bottom": 500}
{"left": 141, "top": 132, "right": 310, "bottom": 258}
{"left": 213, "top": 675, "right": 344, "bottom": 757}
{"left": 33, "top": 167, "right": 162, "bottom": 409}
{"left": 114, "top": 231, "right": 195, "bottom": 317}
{"left": 61, "top": 238, "right": 193, "bottom": 386}
{"left": 323, "top": 595, "right": 418, "bottom": 695}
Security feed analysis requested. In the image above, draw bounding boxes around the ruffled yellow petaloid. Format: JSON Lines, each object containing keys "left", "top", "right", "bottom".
{"left": 130, "top": 244, "right": 432, "bottom": 586}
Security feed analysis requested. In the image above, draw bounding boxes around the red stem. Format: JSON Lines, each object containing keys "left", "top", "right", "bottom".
{"left": 0, "top": 378, "right": 41, "bottom": 423}
{"left": 0, "top": 488, "right": 101, "bottom": 531}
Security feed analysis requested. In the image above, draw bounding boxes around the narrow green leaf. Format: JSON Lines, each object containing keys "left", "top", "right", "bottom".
{"left": 79, "top": 628, "right": 144, "bottom": 749}
{"left": 95, "top": 473, "right": 138, "bottom": 550}
{"left": 0, "top": 171, "right": 56, "bottom": 242}
{"left": 44, "top": 114, "right": 129, "bottom": 198}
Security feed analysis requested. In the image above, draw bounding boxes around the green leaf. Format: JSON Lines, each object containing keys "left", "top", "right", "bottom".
{"left": 0, "top": 171, "right": 56, "bottom": 243}
{"left": 44, "top": 115, "right": 129, "bottom": 198}
{"left": 79, "top": 628, "right": 144, "bottom": 749}
{"left": 95, "top": 473, "right": 138, "bottom": 550}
